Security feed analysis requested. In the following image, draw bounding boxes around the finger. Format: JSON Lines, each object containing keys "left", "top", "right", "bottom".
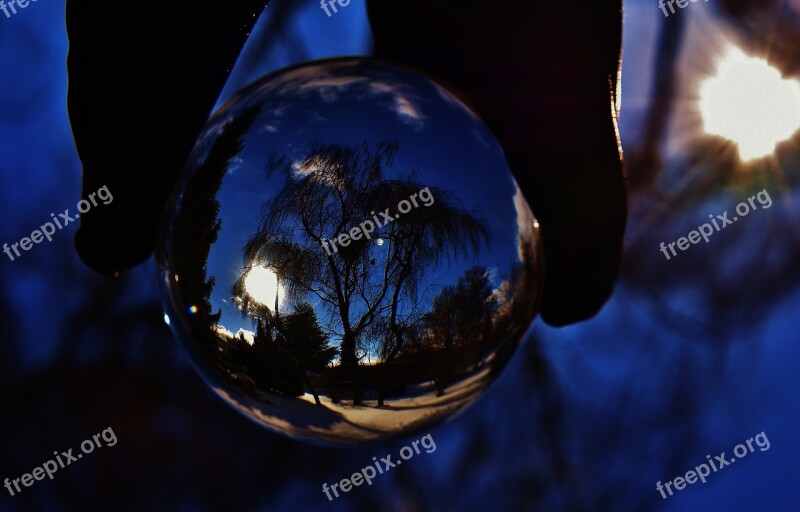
{"left": 67, "top": 1, "right": 267, "bottom": 275}
{"left": 368, "top": 0, "right": 626, "bottom": 325}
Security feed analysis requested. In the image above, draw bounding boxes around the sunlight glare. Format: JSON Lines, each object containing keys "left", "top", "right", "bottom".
{"left": 243, "top": 265, "right": 283, "bottom": 310}
{"left": 699, "top": 47, "right": 800, "bottom": 161}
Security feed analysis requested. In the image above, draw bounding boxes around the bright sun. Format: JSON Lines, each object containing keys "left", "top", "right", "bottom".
{"left": 243, "top": 265, "right": 283, "bottom": 311}
{"left": 699, "top": 47, "right": 800, "bottom": 161}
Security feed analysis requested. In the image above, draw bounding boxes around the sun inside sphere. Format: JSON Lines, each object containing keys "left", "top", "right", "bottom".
{"left": 242, "top": 265, "right": 283, "bottom": 312}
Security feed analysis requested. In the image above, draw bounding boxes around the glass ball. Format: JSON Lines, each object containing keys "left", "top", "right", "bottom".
{"left": 157, "top": 57, "right": 542, "bottom": 445}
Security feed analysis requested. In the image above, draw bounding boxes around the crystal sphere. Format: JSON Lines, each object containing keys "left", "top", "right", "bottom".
{"left": 157, "top": 57, "right": 542, "bottom": 445}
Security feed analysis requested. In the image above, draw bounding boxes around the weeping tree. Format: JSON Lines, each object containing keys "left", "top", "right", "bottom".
{"left": 237, "top": 141, "right": 489, "bottom": 373}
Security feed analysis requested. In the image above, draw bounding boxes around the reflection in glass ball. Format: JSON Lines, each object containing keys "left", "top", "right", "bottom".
{"left": 157, "top": 58, "right": 543, "bottom": 445}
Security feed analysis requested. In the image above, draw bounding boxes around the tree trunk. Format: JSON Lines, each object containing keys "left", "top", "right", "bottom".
{"left": 304, "top": 374, "right": 322, "bottom": 406}
{"left": 339, "top": 332, "right": 362, "bottom": 404}
{"left": 340, "top": 332, "right": 358, "bottom": 367}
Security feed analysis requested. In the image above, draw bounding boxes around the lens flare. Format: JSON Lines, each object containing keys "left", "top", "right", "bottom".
{"left": 243, "top": 265, "right": 282, "bottom": 310}
{"left": 699, "top": 47, "right": 800, "bottom": 161}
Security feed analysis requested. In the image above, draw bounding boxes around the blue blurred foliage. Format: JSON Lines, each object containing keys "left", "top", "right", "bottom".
{"left": 0, "top": 0, "right": 798, "bottom": 511}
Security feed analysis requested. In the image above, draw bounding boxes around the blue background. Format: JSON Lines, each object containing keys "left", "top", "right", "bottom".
{"left": 0, "top": 0, "right": 798, "bottom": 510}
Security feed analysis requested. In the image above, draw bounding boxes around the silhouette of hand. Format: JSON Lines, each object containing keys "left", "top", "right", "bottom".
{"left": 367, "top": 1, "right": 627, "bottom": 326}
{"left": 67, "top": 0, "right": 626, "bottom": 327}
{"left": 66, "top": 1, "right": 267, "bottom": 274}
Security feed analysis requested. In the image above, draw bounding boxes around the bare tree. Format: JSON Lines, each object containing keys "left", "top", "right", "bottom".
{"left": 236, "top": 141, "right": 489, "bottom": 373}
